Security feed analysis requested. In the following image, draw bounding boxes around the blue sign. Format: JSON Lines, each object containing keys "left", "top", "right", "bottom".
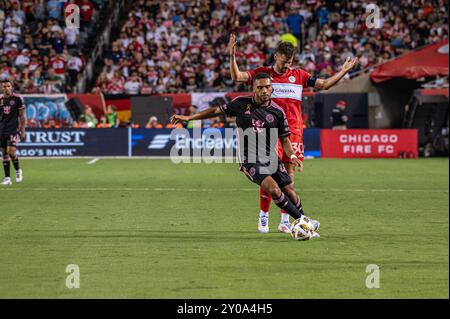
{"left": 12, "top": 128, "right": 321, "bottom": 157}
{"left": 303, "top": 128, "right": 321, "bottom": 158}
{"left": 17, "top": 129, "right": 128, "bottom": 157}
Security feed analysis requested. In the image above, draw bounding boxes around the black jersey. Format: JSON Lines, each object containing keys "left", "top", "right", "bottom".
{"left": 219, "top": 95, "right": 290, "bottom": 164}
{"left": 0, "top": 93, "right": 25, "bottom": 134}
{"left": 330, "top": 106, "right": 347, "bottom": 127}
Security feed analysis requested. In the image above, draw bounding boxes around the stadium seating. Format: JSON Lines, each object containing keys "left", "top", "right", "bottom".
{"left": 92, "top": 0, "right": 449, "bottom": 95}
{"left": 0, "top": 0, "right": 109, "bottom": 93}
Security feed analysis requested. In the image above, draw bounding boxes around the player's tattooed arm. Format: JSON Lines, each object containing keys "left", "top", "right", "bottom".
{"left": 229, "top": 33, "right": 249, "bottom": 82}
{"left": 280, "top": 136, "right": 303, "bottom": 172}
{"left": 170, "top": 107, "right": 222, "bottom": 124}
{"left": 19, "top": 108, "right": 26, "bottom": 142}
{"left": 314, "top": 57, "right": 359, "bottom": 90}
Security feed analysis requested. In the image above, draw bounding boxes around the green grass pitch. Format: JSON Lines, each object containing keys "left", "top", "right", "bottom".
{"left": 0, "top": 158, "right": 448, "bottom": 298}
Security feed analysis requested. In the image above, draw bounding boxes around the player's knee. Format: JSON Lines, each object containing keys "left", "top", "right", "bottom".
{"left": 282, "top": 184, "right": 295, "bottom": 196}
{"left": 7, "top": 148, "right": 16, "bottom": 158}
{"left": 268, "top": 185, "right": 282, "bottom": 198}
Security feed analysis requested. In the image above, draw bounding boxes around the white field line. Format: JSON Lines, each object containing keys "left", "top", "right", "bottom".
{"left": 87, "top": 158, "right": 100, "bottom": 165}
{"left": 0, "top": 187, "right": 447, "bottom": 193}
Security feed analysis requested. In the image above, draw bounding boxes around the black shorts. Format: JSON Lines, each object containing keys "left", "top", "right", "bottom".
{"left": 240, "top": 160, "right": 292, "bottom": 188}
{"left": 0, "top": 133, "right": 20, "bottom": 149}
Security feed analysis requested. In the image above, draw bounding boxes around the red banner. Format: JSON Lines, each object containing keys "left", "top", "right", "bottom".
{"left": 320, "top": 129, "right": 418, "bottom": 158}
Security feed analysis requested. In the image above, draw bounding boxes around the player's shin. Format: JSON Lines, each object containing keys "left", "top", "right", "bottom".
{"left": 11, "top": 154, "right": 20, "bottom": 171}
{"left": 3, "top": 157, "right": 10, "bottom": 178}
{"left": 280, "top": 164, "right": 297, "bottom": 222}
{"left": 259, "top": 187, "right": 272, "bottom": 213}
{"left": 272, "top": 192, "right": 301, "bottom": 220}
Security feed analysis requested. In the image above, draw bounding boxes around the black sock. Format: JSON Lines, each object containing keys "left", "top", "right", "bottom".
{"left": 272, "top": 193, "right": 301, "bottom": 219}
{"left": 294, "top": 198, "right": 304, "bottom": 216}
{"left": 11, "top": 155, "right": 20, "bottom": 171}
{"left": 3, "top": 159, "right": 10, "bottom": 178}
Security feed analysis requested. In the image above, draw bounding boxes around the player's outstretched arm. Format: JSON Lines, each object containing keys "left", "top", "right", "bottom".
{"left": 170, "top": 107, "right": 222, "bottom": 125}
{"left": 280, "top": 136, "right": 303, "bottom": 172}
{"left": 229, "top": 33, "right": 249, "bottom": 82}
{"left": 314, "top": 57, "right": 359, "bottom": 90}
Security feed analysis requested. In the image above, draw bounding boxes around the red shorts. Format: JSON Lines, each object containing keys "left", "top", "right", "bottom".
{"left": 277, "top": 133, "right": 304, "bottom": 164}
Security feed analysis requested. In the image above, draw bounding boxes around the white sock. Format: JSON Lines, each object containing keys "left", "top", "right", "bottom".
{"left": 259, "top": 210, "right": 269, "bottom": 219}
{"left": 280, "top": 212, "right": 290, "bottom": 223}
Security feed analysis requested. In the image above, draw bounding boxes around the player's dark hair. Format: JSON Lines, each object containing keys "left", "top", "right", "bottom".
{"left": 1, "top": 79, "right": 13, "bottom": 85}
{"left": 275, "top": 41, "right": 296, "bottom": 59}
{"left": 253, "top": 72, "right": 271, "bottom": 84}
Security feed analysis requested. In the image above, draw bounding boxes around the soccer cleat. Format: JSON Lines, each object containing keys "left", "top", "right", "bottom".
{"left": 15, "top": 169, "right": 23, "bottom": 183}
{"left": 258, "top": 215, "right": 269, "bottom": 233}
{"left": 310, "top": 231, "right": 320, "bottom": 239}
{"left": 277, "top": 221, "right": 291, "bottom": 233}
{"left": 310, "top": 219, "right": 320, "bottom": 232}
{"left": 1, "top": 177, "right": 12, "bottom": 185}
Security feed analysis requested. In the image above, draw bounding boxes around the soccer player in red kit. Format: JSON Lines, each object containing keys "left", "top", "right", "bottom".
{"left": 229, "top": 33, "right": 358, "bottom": 233}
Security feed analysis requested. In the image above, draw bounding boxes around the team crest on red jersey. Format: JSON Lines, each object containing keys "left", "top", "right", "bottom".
{"left": 288, "top": 76, "right": 296, "bottom": 83}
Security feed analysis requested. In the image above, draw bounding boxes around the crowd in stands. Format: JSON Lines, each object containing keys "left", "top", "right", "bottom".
{"left": 0, "top": 0, "right": 108, "bottom": 93}
{"left": 93, "top": 0, "right": 449, "bottom": 95}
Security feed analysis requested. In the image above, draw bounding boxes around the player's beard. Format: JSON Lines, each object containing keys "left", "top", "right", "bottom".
{"left": 259, "top": 94, "right": 270, "bottom": 105}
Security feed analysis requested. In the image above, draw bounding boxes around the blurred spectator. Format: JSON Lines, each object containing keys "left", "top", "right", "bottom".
{"left": 96, "top": 115, "right": 110, "bottom": 128}
{"left": 330, "top": 100, "right": 348, "bottom": 130}
{"left": 44, "top": 68, "right": 64, "bottom": 93}
{"left": 105, "top": 104, "right": 120, "bottom": 128}
{"left": 145, "top": 116, "right": 163, "bottom": 128}
{"left": 80, "top": 105, "right": 98, "bottom": 128}
{"left": 44, "top": 118, "right": 61, "bottom": 129}
{"left": 124, "top": 72, "right": 142, "bottom": 94}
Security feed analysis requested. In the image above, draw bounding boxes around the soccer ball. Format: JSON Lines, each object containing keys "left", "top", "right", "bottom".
{"left": 290, "top": 216, "right": 313, "bottom": 241}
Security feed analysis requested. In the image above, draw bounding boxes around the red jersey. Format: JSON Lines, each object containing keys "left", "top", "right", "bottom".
{"left": 247, "top": 66, "right": 313, "bottom": 135}
{"left": 50, "top": 57, "right": 66, "bottom": 75}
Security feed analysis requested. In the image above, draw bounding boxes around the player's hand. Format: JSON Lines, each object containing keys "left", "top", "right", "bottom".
{"left": 291, "top": 156, "right": 303, "bottom": 172}
{"left": 170, "top": 115, "right": 190, "bottom": 125}
{"left": 341, "top": 57, "right": 359, "bottom": 73}
{"left": 229, "top": 33, "right": 237, "bottom": 56}
{"left": 20, "top": 130, "right": 26, "bottom": 142}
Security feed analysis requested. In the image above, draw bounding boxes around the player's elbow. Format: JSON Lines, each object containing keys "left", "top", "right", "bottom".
{"left": 320, "top": 82, "right": 332, "bottom": 90}
{"left": 234, "top": 73, "right": 247, "bottom": 82}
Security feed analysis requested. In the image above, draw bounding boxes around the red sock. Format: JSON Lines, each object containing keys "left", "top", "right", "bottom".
{"left": 259, "top": 187, "right": 272, "bottom": 212}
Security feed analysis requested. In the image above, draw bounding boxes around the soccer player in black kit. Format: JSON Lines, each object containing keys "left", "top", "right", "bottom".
{"left": 0, "top": 80, "right": 25, "bottom": 185}
{"left": 171, "top": 73, "right": 319, "bottom": 236}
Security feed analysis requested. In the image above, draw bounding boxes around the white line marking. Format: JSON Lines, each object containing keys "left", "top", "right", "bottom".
{"left": 87, "top": 158, "right": 100, "bottom": 165}
{"left": 0, "top": 188, "right": 447, "bottom": 193}
{"left": 21, "top": 143, "right": 84, "bottom": 146}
